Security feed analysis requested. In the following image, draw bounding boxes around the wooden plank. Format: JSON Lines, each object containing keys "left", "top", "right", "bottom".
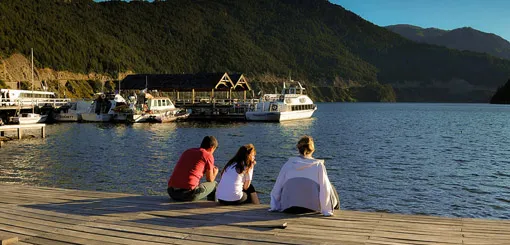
{"left": 0, "top": 224, "right": 39, "bottom": 238}
{"left": 0, "top": 208, "right": 181, "bottom": 244}
{"left": 366, "top": 236, "right": 458, "bottom": 245}
{"left": 0, "top": 235, "right": 18, "bottom": 245}
{"left": 0, "top": 207, "right": 91, "bottom": 226}
{"left": 22, "top": 233, "right": 123, "bottom": 245}
{"left": 0, "top": 124, "right": 45, "bottom": 130}
{"left": 0, "top": 228, "right": 35, "bottom": 243}
{"left": 370, "top": 230, "right": 462, "bottom": 244}
{"left": 188, "top": 229, "right": 319, "bottom": 245}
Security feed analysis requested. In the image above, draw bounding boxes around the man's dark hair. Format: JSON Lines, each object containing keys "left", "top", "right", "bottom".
{"left": 200, "top": 136, "right": 218, "bottom": 149}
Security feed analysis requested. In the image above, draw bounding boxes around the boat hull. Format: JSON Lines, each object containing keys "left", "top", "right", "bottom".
{"left": 156, "top": 111, "right": 190, "bottom": 123}
{"left": 53, "top": 113, "right": 81, "bottom": 122}
{"left": 129, "top": 111, "right": 190, "bottom": 123}
{"left": 112, "top": 113, "right": 131, "bottom": 122}
{"left": 81, "top": 113, "right": 113, "bottom": 122}
{"left": 246, "top": 109, "right": 315, "bottom": 122}
{"left": 10, "top": 114, "right": 48, "bottom": 124}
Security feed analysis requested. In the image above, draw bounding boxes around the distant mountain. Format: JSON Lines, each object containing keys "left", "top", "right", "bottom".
{"left": 1, "top": 1, "right": 510, "bottom": 102}
{"left": 386, "top": 24, "right": 510, "bottom": 60}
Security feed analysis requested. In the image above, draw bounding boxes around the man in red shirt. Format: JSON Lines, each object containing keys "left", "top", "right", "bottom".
{"left": 167, "top": 136, "right": 219, "bottom": 201}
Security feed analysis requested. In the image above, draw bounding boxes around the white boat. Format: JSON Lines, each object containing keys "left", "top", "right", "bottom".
{"left": 245, "top": 81, "right": 317, "bottom": 122}
{"left": 53, "top": 100, "right": 92, "bottom": 122}
{"left": 8, "top": 49, "right": 50, "bottom": 125}
{"left": 128, "top": 94, "right": 189, "bottom": 123}
{"left": 81, "top": 93, "right": 132, "bottom": 122}
{"left": 10, "top": 113, "right": 48, "bottom": 124}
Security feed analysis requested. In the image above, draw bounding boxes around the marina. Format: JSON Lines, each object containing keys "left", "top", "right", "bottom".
{"left": 1, "top": 73, "right": 317, "bottom": 123}
{"left": 1, "top": 183, "right": 510, "bottom": 244}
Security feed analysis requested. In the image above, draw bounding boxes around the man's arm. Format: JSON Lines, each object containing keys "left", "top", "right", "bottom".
{"left": 205, "top": 166, "right": 218, "bottom": 182}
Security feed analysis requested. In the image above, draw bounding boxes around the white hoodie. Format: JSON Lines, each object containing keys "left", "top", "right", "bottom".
{"left": 270, "top": 156, "right": 339, "bottom": 216}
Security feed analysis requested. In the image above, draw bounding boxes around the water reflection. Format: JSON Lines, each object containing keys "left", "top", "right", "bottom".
{"left": 3, "top": 103, "right": 510, "bottom": 219}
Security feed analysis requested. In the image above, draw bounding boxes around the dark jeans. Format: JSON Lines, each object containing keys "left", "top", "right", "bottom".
{"left": 168, "top": 181, "right": 217, "bottom": 202}
{"left": 218, "top": 184, "right": 256, "bottom": 205}
{"left": 283, "top": 185, "right": 340, "bottom": 214}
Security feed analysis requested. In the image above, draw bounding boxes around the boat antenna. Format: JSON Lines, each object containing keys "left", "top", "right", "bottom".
{"left": 117, "top": 64, "right": 121, "bottom": 95}
{"left": 31, "top": 48, "right": 34, "bottom": 114}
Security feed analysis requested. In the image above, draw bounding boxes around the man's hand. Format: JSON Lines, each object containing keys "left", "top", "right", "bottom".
{"left": 206, "top": 166, "right": 219, "bottom": 182}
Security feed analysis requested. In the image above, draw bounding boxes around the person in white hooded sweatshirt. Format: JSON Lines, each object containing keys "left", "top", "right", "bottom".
{"left": 269, "top": 135, "right": 339, "bottom": 216}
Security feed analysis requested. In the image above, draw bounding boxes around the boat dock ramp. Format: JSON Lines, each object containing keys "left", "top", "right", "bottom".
{"left": 1, "top": 183, "right": 510, "bottom": 244}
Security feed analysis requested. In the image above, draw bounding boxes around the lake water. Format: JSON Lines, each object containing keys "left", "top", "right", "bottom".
{"left": 1, "top": 103, "right": 510, "bottom": 219}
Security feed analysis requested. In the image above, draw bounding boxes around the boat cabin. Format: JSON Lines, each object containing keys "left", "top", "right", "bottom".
{"left": 282, "top": 81, "right": 306, "bottom": 95}
{"left": 147, "top": 97, "right": 176, "bottom": 111}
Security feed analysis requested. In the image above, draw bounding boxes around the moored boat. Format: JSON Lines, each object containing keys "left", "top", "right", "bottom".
{"left": 245, "top": 81, "right": 317, "bottom": 122}
{"left": 53, "top": 100, "right": 92, "bottom": 122}
{"left": 81, "top": 93, "right": 132, "bottom": 122}
{"left": 128, "top": 94, "right": 189, "bottom": 123}
{"left": 10, "top": 113, "right": 48, "bottom": 124}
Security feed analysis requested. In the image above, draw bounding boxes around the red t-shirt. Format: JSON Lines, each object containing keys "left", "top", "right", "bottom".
{"left": 168, "top": 148, "right": 215, "bottom": 190}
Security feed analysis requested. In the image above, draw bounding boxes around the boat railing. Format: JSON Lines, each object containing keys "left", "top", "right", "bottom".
{"left": 14, "top": 98, "right": 71, "bottom": 107}
{"left": 5, "top": 98, "right": 71, "bottom": 108}
{"left": 175, "top": 98, "right": 260, "bottom": 106}
{"left": 251, "top": 102, "right": 282, "bottom": 112}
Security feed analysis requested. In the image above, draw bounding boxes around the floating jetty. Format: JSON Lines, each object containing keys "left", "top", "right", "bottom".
{"left": 0, "top": 124, "right": 45, "bottom": 148}
{"left": 0, "top": 183, "right": 509, "bottom": 244}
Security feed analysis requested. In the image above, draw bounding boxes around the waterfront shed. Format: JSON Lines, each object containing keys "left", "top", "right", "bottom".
{"left": 121, "top": 72, "right": 241, "bottom": 103}
{"left": 229, "top": 73, "right": 252, "bottom": 100}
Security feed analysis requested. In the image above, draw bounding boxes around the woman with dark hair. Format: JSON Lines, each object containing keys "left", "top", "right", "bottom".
{"left": 216, "top": 144, "right": 260, "bottom": 205}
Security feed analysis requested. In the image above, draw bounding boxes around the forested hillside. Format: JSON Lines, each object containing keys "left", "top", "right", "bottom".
{"left": 490, "top": 79, "right": 510, "bottom": 104}
{"left": 1, "top": 0, "right": 510, "bottom": 102}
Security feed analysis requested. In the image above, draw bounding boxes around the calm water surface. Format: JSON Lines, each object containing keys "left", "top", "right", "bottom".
{"left": 2, "top": 103, "right": 510, "bottom": 219}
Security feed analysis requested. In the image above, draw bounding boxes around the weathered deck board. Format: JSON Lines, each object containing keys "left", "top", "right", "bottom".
{"left": 1, "top": 183, "right": 510, "bottom": 245}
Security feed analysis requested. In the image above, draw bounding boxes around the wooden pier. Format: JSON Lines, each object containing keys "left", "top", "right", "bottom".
{"left": 0, "top": 124, "right": 46, "bottom": 147}
{"left": 183, "top": 103, "right": 249, "bottom": 121}
{"left": 0, "top": 184, "right": 509, "bottom": 244}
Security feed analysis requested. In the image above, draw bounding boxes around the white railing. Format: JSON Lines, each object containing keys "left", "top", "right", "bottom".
{"left": 175, "top": 98, "right": 260, "bottom": 105}
{"left": 0, "top": 98, "right": 71, "bottom": 107}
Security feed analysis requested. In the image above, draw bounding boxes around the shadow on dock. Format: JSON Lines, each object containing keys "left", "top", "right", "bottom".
{"left": 23, "top": 195, "right": 302, "bottom": 229}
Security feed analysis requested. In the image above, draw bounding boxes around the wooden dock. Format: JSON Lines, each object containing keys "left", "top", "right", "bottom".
{"left": 0, "top": 183, "right": 509, "bottom": 245}
{"left": 0, "top": 124, "right": 45, "bottom": 147}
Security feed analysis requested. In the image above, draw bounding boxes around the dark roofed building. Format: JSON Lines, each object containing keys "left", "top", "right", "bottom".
{"left": 121, "top": 73, "right": 234, "bottom": 92}
{"left": 121, "top": 72, "right": 253, "bottom": 105}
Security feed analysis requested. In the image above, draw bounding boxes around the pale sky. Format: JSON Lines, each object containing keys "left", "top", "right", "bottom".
{"left": 331, "top": 0, "right": 510, "bottom": 42}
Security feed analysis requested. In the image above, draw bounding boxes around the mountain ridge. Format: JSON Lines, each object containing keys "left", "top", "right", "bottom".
{"left": 386, "top": 24, "right": 510, "bottom": 60}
